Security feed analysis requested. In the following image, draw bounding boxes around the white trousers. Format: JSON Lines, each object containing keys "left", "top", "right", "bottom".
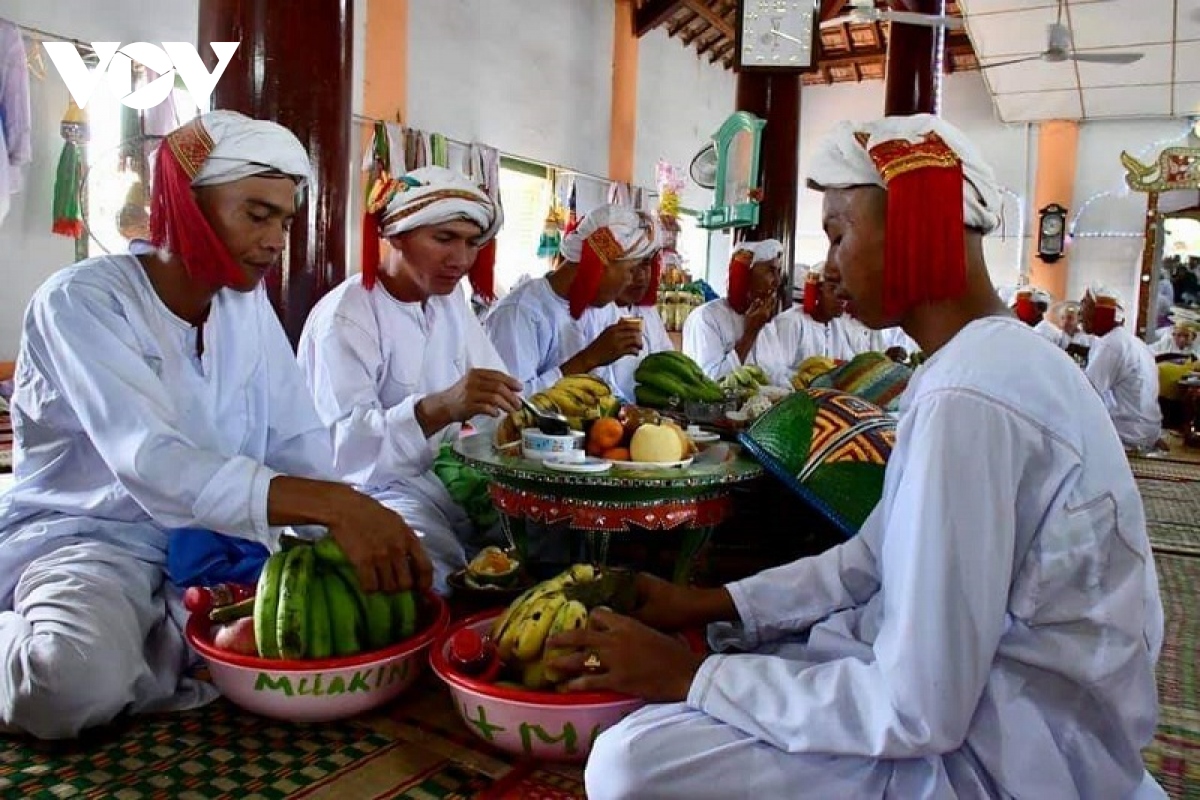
{"left": 0, "top": 539, "right": 216, "bottom": 739}
{"left": 374, "top": 475, "right": 483, "bottom": 596}
{"left": 586, "top": 704, "right": 1170, "bottom": 800}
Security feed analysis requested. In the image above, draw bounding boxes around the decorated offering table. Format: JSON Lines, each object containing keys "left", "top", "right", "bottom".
{"left": 452, "top": 433, "right": 763, "bottom": 583}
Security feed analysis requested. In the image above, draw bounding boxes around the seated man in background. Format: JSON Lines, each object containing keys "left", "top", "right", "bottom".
{"left": 682, "top": 240, "right": 782, "bottom": 380}
{"left": 756, "top": 261, "right": 869, "bottom": 385}
{"left": 1149, "top": 314, "right": 1199, "bottom": 360}
{"left": 607, "top": 252, "right": 675, "bottom": 401}
{"left": 484, "top": 205, "right": 660, "bottom": 396}
{"left": 297, "top": 166, "right": 521, "bottom": 594}
{"left": 0, "top": 111, "right": 431, "bottom": 740}
{"left": 549, "top": 114, "right": 1166, "bottom": 800}
{"left": 1081, "top": 285, "right": 1165, "bottom": 453}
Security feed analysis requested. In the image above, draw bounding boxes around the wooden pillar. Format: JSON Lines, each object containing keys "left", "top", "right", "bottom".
{"left": 883, "top": 0, "right": 945, "bottom": 116}
{"left": 610, "top": 0, "right": 639, "bottom": 183}
{"left": 1027, "top": 120, "right": 1079, "bottom": 301}
{"left": 735, "top": 73, "right": 801, "bottom": 289}
{"left": 198, "top": 0, "right": 354, "bottom": 347}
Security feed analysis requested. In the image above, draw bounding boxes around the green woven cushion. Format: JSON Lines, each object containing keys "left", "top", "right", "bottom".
{"left": 739, "top": 388, "right": 896, "bottom": 536}
{"left": 811, "top": 351, "right": 913, "bottom": 411}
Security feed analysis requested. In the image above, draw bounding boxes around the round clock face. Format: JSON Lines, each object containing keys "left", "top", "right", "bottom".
{"left": 740, "top": 1, "right": 817, "bottom": 68}
{"left": 1041, "top": 214, "right": 1064, "bottom": 237}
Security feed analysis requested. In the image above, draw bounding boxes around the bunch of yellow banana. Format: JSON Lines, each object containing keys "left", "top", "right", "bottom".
{"left": 539, "top": 375, "right": 618, "bottom": 420}
{"left": 496, "top": 376, "right": 619, "bottom": 446}
{"left": 253, "top": 537, "right": 418, "bottom": 660}
{"left": 488, "top": 563, "right": 635, "bottom": 690}
{"left": 791, "top": 356, "right": 838, "bottom": 390}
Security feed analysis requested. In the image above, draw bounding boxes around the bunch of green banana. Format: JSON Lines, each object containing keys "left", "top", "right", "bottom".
{"left": 487, "top": 564, "right": 636, "bottom": 690}
{"left": 718, "top": 365, "right": 770, "bottom": 394}
{"left": 252, "top": 537, "right": 418, "bottom": 660}
{"left": 634, "top": 351, "right": 724, "bottom": 408}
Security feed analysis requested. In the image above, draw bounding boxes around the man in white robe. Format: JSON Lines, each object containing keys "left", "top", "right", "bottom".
{"left": 1081, "top": 285, "right": 1164, "bottom": 453}
{"left": 546, "top": 114, "right": 1166, "bottom": 800}
{"left": 297, "top": 166, "right": 521, "bottom": 593}
{"left": 1148, "top": 316, "right": 1199, "bottom": 359}
{"left": 1039, "top": 301, "right": 1093, "bottom": 353}
{"left": 0, "top": 111, "right": 432, "bottom": 739}
{"left": 758, "top": 261, "right": 868, "bottom": 384}
{"left": 682, "top": 240, "right": 782, "bottom": 379}
{"left": 484, "top": 205, "right": 660, "bottom": 396}
{"left": 607, "top": 253, "right": 674, "bottom": 400}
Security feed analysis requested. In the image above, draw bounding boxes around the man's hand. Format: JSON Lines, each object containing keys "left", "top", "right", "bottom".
{"left": 629, "top": 572, "right": 737, "bottom": 631}
{"left": 565, "top": 320, "right": 643, "bottom": 373}
{"left": 744, "top": 295, "right": 777, "bottom": 334}
{"left": 545, "top": 608, "right": 706, "bottom": 702}
{"left": 417, "top": 368, "right": 522, "bottom": 436}
{"left": 326, "top": 489, "right": 434, "bottom": 594}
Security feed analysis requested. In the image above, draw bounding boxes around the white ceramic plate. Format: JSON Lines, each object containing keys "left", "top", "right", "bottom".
{"left": 609, "top": 457, "right": 695, "bottom": 470}
{"left": 543, "top": 456, "right": 614, "bottom": 473}
{"left": 688, "top": 431, "right": 721, "bottom": 444}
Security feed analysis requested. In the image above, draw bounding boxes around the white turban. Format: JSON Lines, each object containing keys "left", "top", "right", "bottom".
{"left": 560, "top": 204, "right": 660, "bottom": 262}
{"left": 377, "top": 166, "right": 502, "bottom": 244}
{"left": 188, "top": 110, "right": 312, "bottom": 190}
{"left": 733, "top": 238, "right": 784, "bottom": 265}
{"left": 1169, "top": 306, "right": 1200, "bottom": 331}
{"left": 806, "top": 114, "right": 1002, "bottom": 235}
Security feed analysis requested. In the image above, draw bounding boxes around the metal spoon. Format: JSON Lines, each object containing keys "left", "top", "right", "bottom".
{"left": 520, "top": 396, "right": 572, "bottom": 435}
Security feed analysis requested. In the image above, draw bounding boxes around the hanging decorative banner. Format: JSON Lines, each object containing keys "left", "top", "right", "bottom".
{"left": 51, "top": 99, "right": 88, "bottom": 239}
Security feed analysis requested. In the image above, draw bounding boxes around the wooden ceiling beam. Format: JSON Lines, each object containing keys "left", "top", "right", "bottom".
{"left": 667, "top": 10, "right": 699, "bottom": 36}
{"left": 635, "top": 0, "right": 685, "bottom": 36}
{"left": 681, "top": 0, "right": 735, "bottom": 40}
{"left": 709, "top": 39, "right": 735, "bottom": 63}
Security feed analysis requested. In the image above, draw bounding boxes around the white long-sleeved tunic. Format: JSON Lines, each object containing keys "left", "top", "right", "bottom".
{"left": 592, "top": 316, "right": 1163, "bottom": 799}
{"left": 606, "top": 303, "right": 674, "bottom": 401}
{"left": 483, "top": 277, "right": 619, "bottom": 395}
{"left": 681, "top": 298, "right": 775, "bottom": 380}
{"left": 755, "top": 307, "right": 868, "bottom": 385}
{"left": 0, "top": 255, "right": 333, "bottom": 606}
{"left": 1085, "top": 326, "right": 1163, "bottom": 451}
{"left": 297, "top": 273, "right": 506, "bottom": 492}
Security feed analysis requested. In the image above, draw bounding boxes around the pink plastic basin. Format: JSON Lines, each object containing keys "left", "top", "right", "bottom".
{"left": 429, "top": 610, "right": 646, "bottom": 763}
{"left": 186, "top": 591, "right": 449, "bottom": 723}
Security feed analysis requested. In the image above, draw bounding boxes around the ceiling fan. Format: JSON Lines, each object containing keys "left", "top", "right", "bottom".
{"left": 819, "top": 0, "right": 965, "bottom": 31}
{"left": 979, "top": 0, "right": 1143, "bottom": 69}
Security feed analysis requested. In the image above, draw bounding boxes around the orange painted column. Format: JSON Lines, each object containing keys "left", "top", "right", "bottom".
{"left": 609, "top": 0, "right": 638, "bottom": 182}
{"left": 364, "top": 0, "right": 407, "bottom": 122}
{"left": 1027, "top": 120, "right": 1079, "bottom": 301}
{"left": 359, "top": 0, "right": 408, "bottom": 271}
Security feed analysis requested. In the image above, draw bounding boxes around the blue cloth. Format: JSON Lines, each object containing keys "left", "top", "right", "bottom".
{"left": 166, "top": 528, "right": 269, "bottom": 587}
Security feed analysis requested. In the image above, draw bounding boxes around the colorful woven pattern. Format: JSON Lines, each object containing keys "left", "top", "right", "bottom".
{"left": 0, "top": 673, "right": 586, "bottom": 799}
{"left": 1143, "top": 552, "right": 1200, "bottom": 800}
{"left": 740, "top": 388, "right": 895, "bottom": 538}
{"left": 810, "top": 352, "right": 913, "bottom": 410}
{"left": 0, "top": 404, "right": 11, "bottom": 473}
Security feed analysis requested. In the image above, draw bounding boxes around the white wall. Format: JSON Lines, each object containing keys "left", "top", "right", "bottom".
{"left": 406, "top": 0, "right": 615, "bottom": 180}
{"left": 794, "top": 71, "right": 1033, "bottom": 293}
{"left": 633, "top": 27, "right": 737, "bottom": 211}
{"left": 0, "top": 0, "right": 200, "bottom": 359}
{"left": 1066, "top": 117, "right": 1195, "bottom": 317}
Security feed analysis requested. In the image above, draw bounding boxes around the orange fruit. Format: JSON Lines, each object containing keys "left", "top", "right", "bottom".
{"left": 589, "top": 417, "right": 624, "bottom": 451}
{"left": 602, "top": 447, "right": 630, "bottom": 461}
